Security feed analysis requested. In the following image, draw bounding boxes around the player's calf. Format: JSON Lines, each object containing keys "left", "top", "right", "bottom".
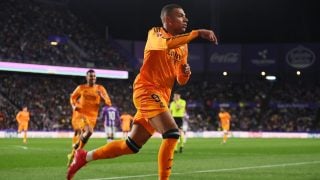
{"left": 159, "top": 129, "right": 180, "bottom": 179}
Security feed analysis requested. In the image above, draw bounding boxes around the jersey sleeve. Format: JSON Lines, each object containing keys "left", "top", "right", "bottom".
{"left": 16, "top": 112, "right": 21, "bottom": 123}
{"left": 70, "top": 86, "right": 81, "bottom": 106}
{"left": 166, "top": 30, "right": 199, "bottom": 49}
{"left": 227, "top": 112, "right": 231, "bottom": 120}
{"left": 145, "top": 27, "right": 199, "bottom": 50}
{"left": 99, "top": 85, "right": 112, "bottom": 106}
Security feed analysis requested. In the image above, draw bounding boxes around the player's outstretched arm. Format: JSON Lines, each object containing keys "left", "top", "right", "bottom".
{"left": 197, "top": 29, "right": 218, "bottom": 45}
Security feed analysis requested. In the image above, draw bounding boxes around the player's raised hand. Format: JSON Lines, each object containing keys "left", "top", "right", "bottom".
{"left": 197, "top": 29, "right": 218, "bottom": 45}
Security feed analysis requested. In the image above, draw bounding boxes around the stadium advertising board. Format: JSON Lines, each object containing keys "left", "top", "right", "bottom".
{"left": 283, "top": 44, "right": 318, "bottom": 72}
{"left": 206, "top": 44, "right": 241, "bottom": 73}
{"left": 187, "top": 43, "right": 205, "bottom": 72}
{"left": 242, "top": 44, "right": 279, "bottom": 74}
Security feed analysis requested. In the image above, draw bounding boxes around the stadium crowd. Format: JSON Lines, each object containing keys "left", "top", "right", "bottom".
{"left": 0, "top": 73, "right": 135, "bottom": 132}
{"left": 0, "top": 0, "right": 129, "bottom": 70}
{"left": 0, "top": 72, "right": 319, "bottom": 133}
{"left": 183, "top": 80, "right": 320, "bottom": 132}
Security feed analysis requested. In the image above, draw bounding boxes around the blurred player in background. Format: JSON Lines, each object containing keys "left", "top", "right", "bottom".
{"left": 218, "top": 107, "right": 231, "bottom": 144}
{"left": 120, "top": 112, "right": 133, "bottom": 139}
{"left": 170, "top": 91, "right": 186, "bottom": 153}
{"left": 16, "top": 106, "right": 30, "bottom": 144}
{"left": 67, "top": 69, "right": 112, "bottom": 167}
{"left": 67, "top": 4, "right": 217, "bottom": 180}
{"left": 101, "top": 105, "right": 120, "bottom": 142}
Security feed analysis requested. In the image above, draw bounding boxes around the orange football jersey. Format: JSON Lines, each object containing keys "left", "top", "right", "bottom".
{"left": 70, "top": 84, "right": 111, "bottom": 120}
{"left": 134, "top": 27, "right": 199, "bottom": 103}
{"left": 219, "top": 112, "right": 231, "bottom": 129}
{"left": 16, "top": 111, "right": 30, "bottom": 124}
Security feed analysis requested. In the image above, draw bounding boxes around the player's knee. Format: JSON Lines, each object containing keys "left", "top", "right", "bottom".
{"left": 162, "top": 129, "right": 180, "bottom": 139}
{"left": 125, "top": 137, "right": 141, "bottom": 153}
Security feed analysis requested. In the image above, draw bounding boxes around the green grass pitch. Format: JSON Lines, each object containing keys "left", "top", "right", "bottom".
{"left": 0, "top": 137, "right": 319, "bottom": 180}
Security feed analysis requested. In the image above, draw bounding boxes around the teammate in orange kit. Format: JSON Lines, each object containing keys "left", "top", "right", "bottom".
{"left": 67, "top": 69, "right": 112, "bottom": 167}
{"left": 120, "top": 112, "right": 133, "bottom": 139}
{"left": 16, "top": 106, "right": 30, "bottom": 144}
{"left": 218, "top": 107, "right": 231, "bottom": 144}
{"left": 67, "top": 4, "right": 217, "bottom": 180}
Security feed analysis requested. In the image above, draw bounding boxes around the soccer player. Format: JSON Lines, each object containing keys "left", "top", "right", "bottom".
{"left": 101, "top": 105, "right": 120, "bottom": 142}
{"left": 67, "top": 69, "right": 112, "bottom": 167}
{"left": 218, "top": 107, "right": 231, "bottom": 144}
{"left": 16, "top": 106, "right": 30, "bottom": 144}
{"left": 67, "top": 4, "right": 217, "bottom": 180}
{"left": 120, "top": 112, "right": 133, "bottom": 139}
{"left": 169, "top": 91, "right": 187, "bottom": 153}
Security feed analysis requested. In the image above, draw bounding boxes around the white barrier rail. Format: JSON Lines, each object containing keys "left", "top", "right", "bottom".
{"left": 1, "top": 130, "right": 320, "bottom": 138}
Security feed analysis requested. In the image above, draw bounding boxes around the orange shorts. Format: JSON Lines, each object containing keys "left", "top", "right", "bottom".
{"left": 18, "top": 123, "right": 28, "bottom": 132}
{"left": 133, "top": 87, "right": 169, "bottom": 135}
{"left": 72, "top": 111, "right": 96, "bottom": 130}
{"left": 222, "top": 124, "right": 230, "bottom": 131}
{"left": 121, "top": 124, "right": 131, "bottom": 132}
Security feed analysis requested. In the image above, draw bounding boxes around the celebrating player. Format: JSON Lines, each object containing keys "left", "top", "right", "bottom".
{"left": 67, "top": 4, "right": 217, "bottom": 180}
{"left": 67, "top": 69, "right": 112, "bottom": 167}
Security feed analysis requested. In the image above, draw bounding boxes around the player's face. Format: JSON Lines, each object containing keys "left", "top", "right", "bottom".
{"left": 167, "top": 8, "right": 188, "bottom": 34}
{"left": 173, "top": 93, "right": 180, "bottom": 101}
{"left": 86, "top": 72, "right": 96, "bottom": 86}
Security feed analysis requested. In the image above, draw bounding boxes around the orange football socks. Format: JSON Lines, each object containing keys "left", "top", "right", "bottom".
{"left": 158, "top": 138, "right": 178, "bottom": 180}
{"left": 92, "top": 140, "right": 134, "bottom": 160}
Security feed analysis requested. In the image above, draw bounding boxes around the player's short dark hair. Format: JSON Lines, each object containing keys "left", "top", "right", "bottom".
{"left": 86, "top": 69, "right": 95, "bottom": 75}
{"left": 174, "top": 91, "right": 181, "bottom": 95}
{"left": 160, "top": 4, "right": 182, "bottom": 18}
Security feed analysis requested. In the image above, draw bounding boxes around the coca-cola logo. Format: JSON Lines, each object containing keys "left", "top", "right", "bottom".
{"left": 286, "top": 46, "right": 315, "bottom": 69}
{"left": 210, "top": 52, "right": 239, "bottom": 64}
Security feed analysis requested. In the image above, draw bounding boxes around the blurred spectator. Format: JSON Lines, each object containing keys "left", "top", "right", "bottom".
{"left": 1, "top": 72, "right": 319, "bottom": 132}
{"left": 0, "top": 0, "right": 130, "bottom": 70}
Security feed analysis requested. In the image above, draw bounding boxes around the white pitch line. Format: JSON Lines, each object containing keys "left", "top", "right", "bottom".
{"left": 14, "top": 145, "right": 28, "bottom": 150}
{"left": 82, "top": 160, "right": 320, "bottom": 180}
